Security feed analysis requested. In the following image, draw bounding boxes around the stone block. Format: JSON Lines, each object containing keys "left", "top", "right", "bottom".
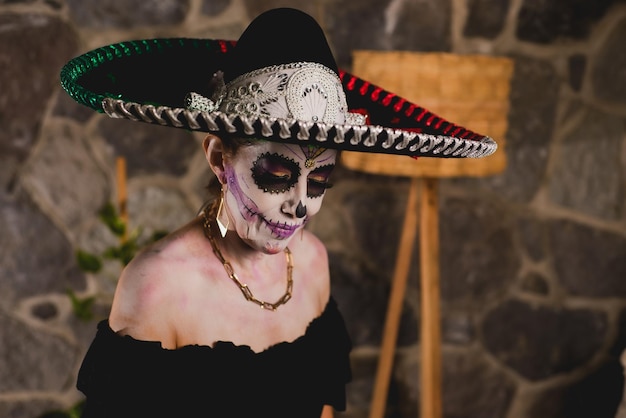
{"left": 202, "top": 0, "right": 231, "bottom": 16}
{"left": 66, "top": 0, "right": 190, "bottom": 28}
{"left": 516, "top": 0, "right": 618, "bottom": 43}
{"left": 324, "top": 0, "right": 450, "bottom": 69}
{"left": 484, "top": 56, "right": 558, "bottom": 202}
{"left": 591, "top": 16, "right": 626, "bottom": 107}
{"left": 0, "top": 13, "right": 77, "bottom": 190}
{"left": 463, "top": 0, "right": 511, "bottom": 39}
{"left": 550, "top": 220, "right": 626, "bottom": 297}
{"left": 0, "top": 399, "right": 64, "bottom": 418}
{"left": 0, "top": 190, "right": 86, "bottom": 304}
{"left": 329, "top": 250, "right": 419, "bottom": 347}
{"left": 548, "top": 105, "right": 624, "bottom": 220}
{"left": 482, "top": 299, "right": 608, "bottom": 380}
{"left": 439, "top": 197, "right": 520, "bottom": 309}
{"left": 0, "top": 312, "right": 77, "bottom": 391}
{"left": 525, "top": 360, "right": 624, "bottom": 418}
{"left": 22, "top": 123, "right": 110, "bottom": 229}
{"left": 98, "top": 117, "right": 199, "bottom": 178}
{"left": 442, "top": 349, "right": 516, "bottom": 418}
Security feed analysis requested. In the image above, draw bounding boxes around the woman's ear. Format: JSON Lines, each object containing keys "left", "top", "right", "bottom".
{"left": 203, "top": 134, "right": 226, "bottom": 184}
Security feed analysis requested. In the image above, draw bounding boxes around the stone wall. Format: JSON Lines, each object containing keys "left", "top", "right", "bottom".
{"left": 1, "top": 0, "right": 625, "bottom": 417}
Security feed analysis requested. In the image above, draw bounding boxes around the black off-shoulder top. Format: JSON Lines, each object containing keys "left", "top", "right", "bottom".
{"left": 77, "top": 297, "right": 352, "bottom": 418}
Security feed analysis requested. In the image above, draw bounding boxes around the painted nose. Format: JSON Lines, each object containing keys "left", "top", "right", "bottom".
{"left": 282, "top": 178, "right": 308, "bottom": 218}
{"left": 295, "top": 201, "right": 307, "bottom": 218}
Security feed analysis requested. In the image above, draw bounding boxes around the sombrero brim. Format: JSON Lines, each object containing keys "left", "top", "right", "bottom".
{"left": 60, "top": 38, "right": 497, "bottom": 158}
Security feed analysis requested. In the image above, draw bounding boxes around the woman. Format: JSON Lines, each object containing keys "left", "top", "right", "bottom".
{"left": 97, "top": 137, "right": 346, "bottom": 417}
{"left": 61, "top": 7, "right": 497, "bottom": 418}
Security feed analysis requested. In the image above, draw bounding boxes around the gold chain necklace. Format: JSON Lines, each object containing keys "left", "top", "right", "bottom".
{"left": 201, "top": 209, "right": 293, "bottom": 311}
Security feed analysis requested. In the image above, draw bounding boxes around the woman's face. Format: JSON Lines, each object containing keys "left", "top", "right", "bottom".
{"left": 221, "top": 141, "right": 337, "bottom": 254}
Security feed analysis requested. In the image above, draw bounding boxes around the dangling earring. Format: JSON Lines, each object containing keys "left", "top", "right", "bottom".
{"left": 216, "top": 185, "right": 229, "bottom": 238}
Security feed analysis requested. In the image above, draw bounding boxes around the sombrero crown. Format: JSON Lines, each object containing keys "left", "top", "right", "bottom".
{"left": 60, "top": 8, "right": 497, "bottom": 158}
{"left": 186, "top": 8, "right": 364, "bottom": 127}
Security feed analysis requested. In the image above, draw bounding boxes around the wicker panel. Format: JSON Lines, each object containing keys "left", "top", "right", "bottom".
{"left": 341, "top": 51, "right": 513, "bottom": 178}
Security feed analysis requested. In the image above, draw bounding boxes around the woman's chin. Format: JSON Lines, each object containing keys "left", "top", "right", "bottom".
{"left": 263, "top": 239, "right": 291, "bottom": 254}
{"left": 264, "top": 246, "right": 285, "bottom": 255}
{"left": 243, "top": 237, "right": 290, "bottom": 255}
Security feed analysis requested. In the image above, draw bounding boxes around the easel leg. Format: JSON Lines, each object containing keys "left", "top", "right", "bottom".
{"left": 116, "top": 156, "right": 128, "bottom": 243}
{"left": 369, "top": 177, "right": 421, "bottom": 418}
{"left": 419, "top": 177, "right": 442, "bottom": 418}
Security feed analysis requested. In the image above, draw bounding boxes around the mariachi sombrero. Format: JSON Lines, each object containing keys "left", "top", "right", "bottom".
{"left": 60, "top": 8, "right": 497, "bottom": 158}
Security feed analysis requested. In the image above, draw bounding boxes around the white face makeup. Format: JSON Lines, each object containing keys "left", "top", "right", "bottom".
{"left": 221, "top": 141, "right": 337, "bottom": 254}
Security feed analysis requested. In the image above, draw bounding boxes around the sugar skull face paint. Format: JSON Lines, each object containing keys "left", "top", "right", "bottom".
{"left": 251, "top": 153, "right": 301, "bottom": 194}
{"left": 221, "top": 141, "right": 336, "bottom": 254}
{"left": 250, "top": 152, "right": 335, "bottom": 198}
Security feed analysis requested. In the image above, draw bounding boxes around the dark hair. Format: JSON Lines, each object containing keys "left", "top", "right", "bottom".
{"left": 221, "top": 134, "right": 257, "bottom": 156}
{"left": 206, "top": 134, "right": 257, "bottom": 197}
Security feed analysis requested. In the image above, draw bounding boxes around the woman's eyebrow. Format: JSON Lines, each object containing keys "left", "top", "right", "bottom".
{"left": 282, "top": 144, "right": 303, "bottom": 161}
{"left": 315, "top": 153, "right": 335, "bottom": 164}
{"left": 310, "top": 164, "right": 335, "bottom": 176}
{"left": 264, "top": 153, "right": 300, "bottom": 169}
{"left": 253, "top": 154, "right": 302, "bottom": 182}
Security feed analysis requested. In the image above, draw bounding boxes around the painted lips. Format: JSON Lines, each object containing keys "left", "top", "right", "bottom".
{"left": 263, "top": 218, "right": 302, "bottom": 239}
{"left": 241, "top": 201, "right": 303, "bottom": 239}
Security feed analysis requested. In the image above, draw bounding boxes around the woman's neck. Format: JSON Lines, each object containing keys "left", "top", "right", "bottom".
{"left": 211, "top": 228, "right": 287, "bottom": 282}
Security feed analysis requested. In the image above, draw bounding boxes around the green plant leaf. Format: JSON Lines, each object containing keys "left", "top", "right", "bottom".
{"left": 68, "top": 400, "right": 85, "bottom": 418}
{"left": 104, "top": 239, "right": 139, "bottom": 266}
{"left": 99, "top": 203, "right": 126, "bottom": 237}
{"left": 38, "top": 400, "right": 85, "bottom": 418}
{"left": 118, "top": 240, "right": 139, "bottom": 265}
{"left": 151, "top": 230, "right": 168, "bottom": 242}
{"left": 67, "top": 289, "right": 95, "bottom": 321}
{"left": 75, "top": 250, "right": 102, "bottom": 273}
{"left": 38, "top": 411, "right": 70, "bottom": 418}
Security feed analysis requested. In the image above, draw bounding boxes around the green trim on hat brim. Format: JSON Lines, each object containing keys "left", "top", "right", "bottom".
{"left": 61, "top": 38, "right": 234, "bottom": 113}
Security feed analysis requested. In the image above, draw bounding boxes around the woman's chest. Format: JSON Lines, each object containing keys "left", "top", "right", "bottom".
{"left": 173, "top": 279, "right": 323, "bottom": 352}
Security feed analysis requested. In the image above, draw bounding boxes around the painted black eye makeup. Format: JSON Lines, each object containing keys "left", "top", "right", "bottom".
{"left": 307, "top": 164, "right": 335, "bottom": 198}
{"left": 251, "top": 152, "right": 300, "bottom": 193}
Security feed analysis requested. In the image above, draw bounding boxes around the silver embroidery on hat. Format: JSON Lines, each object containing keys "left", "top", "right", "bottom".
{"left": 186, "top": 62, "right": 365, "bottom": 126}
{"left": 103, "top": 98, "right": 498, "bottom": 158}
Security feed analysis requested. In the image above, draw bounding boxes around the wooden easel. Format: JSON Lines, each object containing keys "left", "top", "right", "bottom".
{"left": 116, "top": 156, "right": 128, "bottom": 242}
{"left": 341, "top": 51, "right": 513, "bottom": 418}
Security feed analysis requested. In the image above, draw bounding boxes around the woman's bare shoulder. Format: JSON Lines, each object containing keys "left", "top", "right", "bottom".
{"left": 108, "top": 219, "right": 210, "bottom": 347}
